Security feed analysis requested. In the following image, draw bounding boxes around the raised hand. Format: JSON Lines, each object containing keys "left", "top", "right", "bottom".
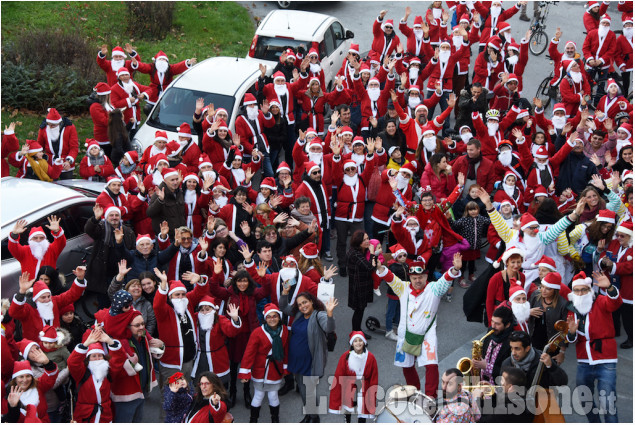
{"left": 475, "top": 187, "right": 492, "bottom": 206}
{"left": 227, "top": 303, "right": 240, "bottom": 322}
{"left": 182, "top": 271, "right": 201, "bottom": 284}
{"left": 511, "top": 127, "right": 523, "bottom": 140}
{"left": 447, "top": 93, "right": 456, "bottom": 109}
{"left": 238, "top": 245, "right": 253, "bottom": 262}
{"left": 323, "top": 264, "right": 338, "bottom": 280}
{"left": 101, "top": 44, "right": 108, "bottom": 55}
{"left": 390, "top": 88, "right": 399, "bottom": 103}
{"left": 12, "top": 219, "right": 28, "bottom": 235}
{"left": 210, "top": 393, "right": 221, "bottom": 407}
{"left": 7, "top": 386, "right": 24, "bottom": 408}
{"left": 592, "top": 270, "right": 612, "bottom": 289}
{"left": 604, "top": 117, "right": 614, "bottom": 132}
{"left": 114, "top": 227, "right": 124, "bottom": 244}
{"left": 366, "top": 137, "right": 375, "bottom": 154}
{"left": 300, "top": 57, "right": 310, "bottom": 73}
{"left": 257, "top": 261, "right": 268, "bottom": 277}
{"left": 261, "top": 98, "right": 270, "bottom": 115}
{"left": 18, "top": 272, "right": 35, "bottom": 295}
{"left": 242, "top": 202, "right": 254, "bottom": 215}
{"left": 240, "top": 220, "right": 251, "bottom": 236}
{"left": 457, "top": 171, "right": 465, "bottom": 186}
{"left": 153, "top": 267, "right": 168, "bottom": 287}
{"left": 209, "top": 197, "right": 219, "bottom": 212}
{"left": 245, "top": 167, "right": 255, "bottom": 183}
{"left": 72, "top": 265, "right": 87, "bottom": 281}
{"left": 156, "top": 186, "right": 165, "bottom": 201}
{"left": 533, "top": 97, "right": 543, "bottom": 109}
{"left": 259, "top": 63, "right": 267, "bottom": 77}
{"left": 591, "top": 174, "right": 606, "bottom": 190}
{"left": 160, "top": 220, "right": 169, "bottom": 238}
{"left": 325, "top": 297, "right": 339, "bottom": 317}
{"left": 198, "top": 237, "right": 209, "bottom": 254}
{"left": 566, "top": 314, "right": 578, "bottom": 334}
{"left": 118, "top": 259, "right": 132, "bottom": 278}
{"left": 308, "top": 218, "right": 318, "bottom": 233}
{"left": 394, "top": 205, "right": 406, "bottom": 218}
{"left": 213, "top": 258, "right": 224, "bottom": 275}
{"left": 555, "top": 27, "right": 562, "bottom": 40}
{"left": 287, "top": 216, "right": 301, "bottom": 228}
{"left": 452, "top": 252, "right": 463, "bottom": 271}
{"left": 590, "top": 153, "right": 601, "bottom": 167}
{"left": 273, "top": 212, "right": 288, "bottom": 224}
{"left": 4, "top": 122, "right": 16, "bottom": 133}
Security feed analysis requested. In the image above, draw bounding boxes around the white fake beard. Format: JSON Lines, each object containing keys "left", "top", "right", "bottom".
{"left": 347, "top": 350, "right": 368, "bottom": 379}
{"left": 20, "top": 387, "right": 40, "bottom": 407}
{"left": 535, "top": 160, "right": 548, "bottom": 171}
{"left": 507, "top": 55, "right": 519, "bottom": 65}
{"left": 121, "top": 80, "right": 135, "bottom": 95}
{"left": 408, "top": 226, "right": 420, "bottom": 236}
{"left": 351, "top": 152, "right": 365, "bottom": 166}
{"left": 172, "top": 297, "right": 189, "bottom": 316}
{"left": 156, "top": 60, "right": 169, "bottom": 73}
{"left": 397, "top": 174, "right": 410, "bottom": 190}
{"left": 152, "top": 170, "right": 164, "bottom": 187}
{"left": 184, "top": 189, "right": 197, "bottom": 205}
{"left": 552, "top": 115, "right": 566, "bottom": 129}
{"left": 413, "top": 29, "right": 424, "bottom": 40}
{"left": 409, "top": 68, "right": 419, "bottom": 81}
{"left": 215, "top": 195, "right": 228, "bottom": 208}
{"left": 88, "top": 359, "right": 110, "bottom": 383}
{"left": 150, "top": 145, "right": 166, "bottom": 157}
{"left": 29, "top": 239, "right": 50, "bottom": 261}
{"left": 439, "top": 50, "right": 451, "bottom": 64}
{"left": 308, "top": 152, "right": 323, "bottom": 165}
{"left": 246, "top": 106, "right": 259, "bottom": 121}
{"left": 202, "top": 170, "right": 217, "bottom": 181}
{"left": 453, "top": 35, "right": 463, "bottom": 50}
{"left": 47, "top": 125, "right": 61, "bottom": 141}
{"left": 343, "top": 173, "right": 359, "bottom": 187}
{"left": 231, "top": 168, "right": 246, "bottom": 184}
{"left": 487, "top": 122, "right": 499, "bottom": 137}
{"left": 570, "top": 71, "right": 582, "bottom": 84}
{"left": 36, "top": 300, "right": 55, "bottom": 323}
{"left": 570, "top": 291, "right": 594, "bottom": 315}
{"left": 461, "top": 132, "right": 473, "bottom": 143}
{"left": 624, "top": 27, "right": 633, "bottom": 40}
{"left": 198, "top": 311, "right": 216, "bottom": 331}
{"left": 111, "top": 59, "right": 125, "bottom": 72}
{"left": 491, "top": 6, "right": 502, "bottom": 18}
{"left": 274, "top": 84, "right": 288, "bottom": 96}
{"left": 511, "top": 301, "right": 531, "bottom": 323}
{"left": 432, "top": 8, "right": 442, "bottom": 19}
{"left": 498, "top": 150, "right": 512, "bottom": 167}
{"left": 503, "top": 182, "right": 516, "bottom": 198}
{"left": 598, "top": 25, "right": 609, "bottom": 38}
{"left": 408, "top": 96, "right": 420, "bottom": 109}
{"left": 309, "top": 63, "right": 321, "bottom": 74}
{"left": 279, "top": 267, "right": 297, "bottom": 283}
{"left": 423, "top": 136, "right": 437, "bottom": 152}
{"left": 367, "top": 87, "right": 381, "bottom": 102}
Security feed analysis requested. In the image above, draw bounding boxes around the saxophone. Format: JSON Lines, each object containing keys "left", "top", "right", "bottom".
{"left": 457, "top": 329, "right": 495, "bottom": 378}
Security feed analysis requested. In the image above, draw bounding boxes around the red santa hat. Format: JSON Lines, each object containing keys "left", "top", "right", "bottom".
{"left": 408, "top": 57, "right": 422, "bottom": 67}
{"left": 243, "top": 93, "right": 257, "bottom": 106}
{"left": 27, "top": 141, "right": 43, "bottom": 154}
{"left": 459, "top": 14, "right": 470, "bottom": 24}
{"left": 517, "top": 109, "right": 529, "bottom": 120}
{"left": 622, "top": 169, "right": 633, "bottom": 182}
{"left": 508, "top": 283, "right": 526, "bottom": 302}
{"left": 350, "top": 137, "right": 365, "bottom": 149}
{"left": 413, "top": 15, "right": 424, "bottom": 27}
{"left": 520, "top": 212, "right": 539, "bottom": 230}
{"left": 155, "top": 130, "right": 168, "bottom": 143}
{"left": 359, "top": 63, "right": 372, "bottom": 75}
{"left": 400, "top": 162, "right": 416, "bottom": 176}
{"left": 534, "top": 145, "right": 549, "bottom": 159}
{"left": 541, "top": 272, "right": 562, "bottom": 290}
{"left": 533, "top": 185, "right": 548, "bottom": 198}
{"left": 586, "top": 0, "right": 599, "bottom": 10}
{"left": 177, "top": 123, "right": 192, "bottom": 139}
{"left": 502, "top": 170, "right": 517, "bottom": 183}
{"left": 198, "top": 295, "right": 219, "bottom": 310}
{"left": 123, "top": 175, "right": 140, "bottom": 194}
{"left": 59, "top": 303, "right": 75, "bottom": 317}
{"left": 153, "top": 153, "right": 170, "bottom": 168}
{"left": 532, "top": 255, "right": 557, "bottom": 272}
{"left": 616, "top": 220, "right": 633, "bottom": 237}
{"left": 493, "top": 247, "right": 524, "bottom": 268}
{"left": 507, "top": 74, "right": 519, "bottom": 84}
{"left": 381, "top": 19, "right": 395, "bottom": 31}
{"left": 439, "top": 37, "right": 451, "bottom": 48}
{"left": 306, "top": 127, "right": 318, "bottom": 137}
{"left": 263, "top": 303, "right": 282, "bottom": 318}
{"left": 307, "top": 47, "right": 319, "bottom": 58}
{"left": 268, "top": 99, "right": 282, "bottom": 109}
{"left": 349, "top": 330, "right": 367, "bottom": 346}
{"left": 153, "top": 50, "right": 169, "bottom": 62}
{"left": 415, "top": 103, "right": 429, "bottom": 114}
{"left": 623, "top": 15, "right": 633, "bottom": 25}
{"left": 46, "top": 108, "right": 62, "bottom": 125}
{"left": 488, "top": 36, "right": 502, "bottom": 51}
{"left": 508, "top": 42, "right": 520, "bottom": 52}
{"left": 32, "top": 280, "right": 52, "bottom": 302}
{"left": 116, "top": 67, "right": 130, "bottom": 78}
{"left": 498, "top": 140, "right": 513, "bottom": 152}
{"left": 282, "top": 255, "right": 298, "bottom": 267}
{"left": 94, "top": 82, "right": 111, "bottom": 95}
{"left": 215, "top": 119, "right": 229, "bottom": 131}
{"left": 497, "top": 21, "right": 511, "bottom": 34}
{"left": 600, "top": 14, "right": 611, "bottom": 24}
{"left": 84, "top": 343, "right": 105, "bottom": 358}
{"left": 340, "top": 126, "right": 354, "bottom": 137}
{"left": 214, "top": 108, "right": 228, "bottom": 119}
{"left": 229, "top": 145, "right": 242, "bottom": 159}
{"left": 111, "top": 46, "right": 126, "bottom": 58}
{"left": 28, "top": 226, "right": 46, "bottom": 241}
{"left": 299, "top": 242, "right": 319, "bottom": 259}
{"left": 389, "top": 243, "right": 407, "bottom": 257}
{"left": 285, "top": 48, "right": 297, "bottom": 60}
{"left": 571, "top": 271, "right": 592, "bottom": 288}
{"left": 104, "top": 205, "right": 121, "bottom": 219}
{"left": 552, "top": 103, "right": 566, "bottom": 114}
{"left": 136, "top": 234, "right": 152, "bottom": 246}
{"left": 276, "top": 161, "right": 291, "bottom": 174}
{"left": 561, "top": 59, "right": 576, "bottom": 73}
{"left": 404, "top": 215, "right": 419, "bottom": 227}
{"left": 105, "top": 176, "right": 122, "bottom": 188}
{"left": 272, "top": 71, "right": 286, "bottom": 83}
{"left": 198, "top": 154, "right": 213, "bottom": 169}
{"left": 183, "top": 173, "right": 200, "bottom": 186}
{"left": 596, "top": 209, "right": 616, "bottom": 224}
{"left": 12, "top": 360, "right": 34, "bottom": 380}
{"left": 349, "top": 43, "right": 360, "bottom": 55}
{"left": 618, "top": 123, "right": 633, "bottom": 138}
{"left": 305, "top": 161, "right": 320, "bottom": 174}
{"left": 162, "top": 167, "right": 179, "bottom": 180}
{"left": 343, "top": 159, "right": 357, "bottom": 171}
{"left": 368, "top": 51, "right": 381, "bottom": 65}
{"left": 123, "top": 150, "right": 138, "bottom": 165}
{"left": 606, "top": 78, "right": 620, "bottom": 92}
{"left": 85, "top": 139, "right": 100, "bottom": 152}
{"left": 17, "top": 339, "right": 40, "bottom": 359}
{"left": 260, "top": 177, "right": 277, "bottom": 190}
{"left": 168, "top": 280, "right": 187, "bottom": 297}
{"left": 39, "top": 325, "right": 63, "bottom": 344}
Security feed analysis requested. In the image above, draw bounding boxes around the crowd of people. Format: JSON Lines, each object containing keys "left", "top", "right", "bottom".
{"left": 1, "top": 0, "right": 634, "bottom": 423}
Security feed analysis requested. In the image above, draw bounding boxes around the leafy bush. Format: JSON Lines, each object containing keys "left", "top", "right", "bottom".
{"left": 127, "top": 2, "right": 175, "bottom": 41}
{"left": 1, "top": 29, "right": 101, "bottom": 115}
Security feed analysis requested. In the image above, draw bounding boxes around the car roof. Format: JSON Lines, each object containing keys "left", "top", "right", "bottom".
{"left": 256, "top": 10, "right": 333, "bottom": 41}
{"left": 172, "top": 57, "right": 261, "bottom": 97}
{"left": 1, "top": 177, "right": 89, "bottom": 228}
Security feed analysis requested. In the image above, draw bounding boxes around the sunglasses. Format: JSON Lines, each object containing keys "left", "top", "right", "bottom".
{"left": 181, "top": 237, "right": 193, "bottom": 241}
{"left": 409, "top": 266, "right": 427, "bottom": 274}
{"left": 311, "top": 171, "right": 321, "bottom": 175}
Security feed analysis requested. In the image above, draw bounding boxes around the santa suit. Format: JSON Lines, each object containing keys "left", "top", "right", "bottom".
{"left": 296, "top": 86, "right": 351, "bottom": 134}
{"left": 9, "top": 151, "right": 63, "bottom": 180}
{"left": 473, "top": 2, "right": 520, "bottom": 46}
{"left": 192, "top": 314, "right": 242, "bottom": 379}
{"left": 187, "top": 401, "right": 228, "bottom": 423}
{"left": 376, "top": 267, "right": 459, "bottom": 396}
{"left": 13, "top": 365, "right": 59, "bottom": 422}
{"left": 96, "top": 50, "right": 140, "bottom": 86}
{"left": 493, "top": 185, "right": 524, "bottom": 213}
{"left": 1, "top": 130, "right": 19, "bottom": 177}
{"left": 96, "top": 190, "right": 130, "bottom": 217}
{"left": 295, "top": 176, "right": 332, "bottom": 230}
{"left": 133, "top": 60, "right": 192, "bottom": 105}
{"left": 126, "top": 192, "right": 154, "bottom": 237}
{"left": 548, "top": 39, "right": 580, "bottom": 87}
{"left": 201, "top": 130, "right": 234, "bottom": 168}
{"left": 177, "top": 142, "right": 202, "bottom": 174}
{"left": 182, "top": 189, "right": 210, "bottom": 238}
{"left": 601, "top": 240, "right": 633, "bottom": 305}
{"left": 328, "top": 350, "right": 379, "bottom": 418}
{"left": 559, "top": 74, "right": 592, "bottom": 117}
{"left": 519, "top": 136, "right": 575, "bottom": 193}
{"left": 8, "top": 278, "right": 86, "bottom": 341}
{"left": 89, "top": 102, "right": 115, "bottom": 145}
{"left": 390, "top": 216, "right": 437, "bottom": 262}
{"left": 471, "top": 106, "right": 520, "bottom": 160}
{"left": 234, "top": 110, "right": 275, "bottom": 156}
{"left": 353, "top": 73, "right": 395, "bottom": 133}
{"left": 79, "top": 154, "right": 115, "bottom": 181}
{"left": 291, "top": 138, "right": 339, "bottom": 186}
{"left": 583, "top": 27, "right": 618, "bottom": 70}
{"left": 473, "top": 51, "right": 505, "bottom": 92}
{"left": 393, "top": 97, "right": 451, "bottom": 161}
{"left": 398, "top": 20, "right": 428, "bottom": 58}
{"left": 219, "top": 157, "right": 261, "bottom": 190}
{"left": 209, "top": 200, "right": 256, "bottom": 232}
{"left": 583, "top": 3, "right": 610, "bottom": 32}
{"left": 157, "top": 237, "right": 207, "bottom": 281}
{"left": 109, "top": 80, "right": 149, "bottom": 125}
{"left": 109, "top": 334, "right": 158, "bottom": 402}
{"left": 67, "top": 345, "right": 116, "bottom": 423}
{"left": 371, "top": 169, "right": 413, "bottom": 227}
{"left": 615, "top": 33, "right": 634, "bottom": 73}
{"left": 504, "top": 41, "right": 530, "bottom": 92}
{"left": 371, "top": 17, "right": 401, "bottom": 62}
{"left": 37, "top": 120, "right": 79, "bottom": 167}
{"left": 421, "top": 39, "right": 471, "bottom": 93}
{"left": 596, "top": 94, "right": 633, "bottom": 120}
{"left": 260, "top": 74, "right": 308, "bottom": 125}
{"left": 332, "top": 154, "right": 378, "bottom": 223}
{"left": 8, "top": 228, "right": 66, "bottom": 278}
{"left": 238, "top": 324, "right": 289, "bottom": 384}
{"left": 152, "top": 280, "right": 209, "bottom": 369}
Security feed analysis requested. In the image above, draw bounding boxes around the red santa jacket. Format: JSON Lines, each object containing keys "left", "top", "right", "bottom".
{"left": 37, "top": 121, "right": 79, "bottom": 166}
{"left": 371, "top": 17, "right": 401, "bottom": 62}
{"left": 193, "top": 314, "right": 242, "bottom": 378}
{"left": 8, "top": 278, "right": 86, "bottom": 341}
{"left": 152, "top": 280, "right": 208, "bottom": 369}
{"left": 548, "top": 39, "right": 578, "bottom": 87}
{"left": 1, "top": 131, "right": 20, "bottom": 177}
{"left": 8, "top": 151, "right": 63, "bottom": 180}
{"left": 520, "top": 131, "right": 575, "bottom": 192}
{"left": 291, "top": 138, "right": 339, "bottom": 187}
{"left": 391, "top": 215, "right": 435, "bottom": 261}
{"left": 158, "top": 236, "right": 207, "bottom": 281}
{"left": 471, "top": 107, "right": 520, "bottom": 160}
{"left": 296, "top": 86, "right": 351, "bottom": 134}
{"left": 473, "top": 51, "right": 505, "bottom": 92}
{"left": 421, "top": 39, "right": 470, "bottom": 92}
{"left": 296, "top": 178, "right": 332, "bottom": 228}
{"left": 177, "top": 142, "right": 202, "bottom": 174}
{"left": 328, "top": 350, "right": 379, "bottom": 416}
{"left": 398, "top": 20, "right": 427, "bottom": 57}
{"left": 601, "top": 240, "right": 633, "bottom": 304}
{"left": 96, "top": 190, "right": 130, "bottom": 217}
{"left": 566, "top": 289, "right": 622, "bottom": 364}
{"left": 187, "top": 401, "right": 228, "bottom": 423}
{"left": 127, "top": 192, "right": 154, "bottom": 237}
{"left": 425, "top": 8, "right": 448, "bottom": 46}
{"left": 109, "top": 334, "right": 158, "bottom": 402}
{"left": 79, "top": 155, "right": 115, "bottom": 181}
{"left": 473, "top": 2, "right": 520, "bottom": 45}
{"left": 238, "top": 324, "right": 289, "bottom": 383}
{"left": 455, "top": 23, "right": 482, "bottom": 75}
{"left": 394, "top": 98, "right": 450, "bottom": 160}
{"left": 8, "top": 228, "right": 66, "bottom": 278}
{"left": 451, "top": 154, "right": 496, "bottom": 194}
{"left": 353, "top": 73, "right": 395, "bottom": 132}
{"left": 486, "top": 271, "right": 527, "bottom": 323}
{"left": 596, "top": 94, "right": 633, "bottom": 120}
{"left": 96, "top": 50, "right": 140, "bottom": 86}
{"left": 371, "top": 169, "right": 413, "bottom": 226}
{"left": 260, "top": 74, "right": 308, "bottom": 125}
{"left": 582, "top": 28, "right": 617, "bottom": 70}
{"left": 234, "top": 110, "right": 275, "bottom": 155}
{"left": 10, "top": 364, "right": 59, "bottom": 422}
{"left": 89, "top": 103, "right": 112, "bottom": 144}
{"left": 615, "top": 34, "right": 634, "bottom": 72}
{"left": 583, "top": 2, "right": 610, "bottom": 32}
{"left": 67, "top": 345, "right": 115, "bottom": 423}
{"left": 110, "top": 80, "right": 150, "bottom": 125}
{"left": 201, "top": 130, "right": 234, "bottom": 168}
{"left": 133, "top": 60, "right": 192, "bottom": 104}
{"left": 332, "top": 154, "right": 378, "bottom": 222}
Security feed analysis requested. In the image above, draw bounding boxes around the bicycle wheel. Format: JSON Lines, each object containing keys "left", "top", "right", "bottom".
{"left": 530, "top": 30, "right": 549, "bottom": 56}
{"left": 536, "top": 76, "right": 553, "bottom": 109}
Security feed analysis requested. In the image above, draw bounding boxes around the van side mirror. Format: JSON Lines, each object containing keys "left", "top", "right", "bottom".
{"left": 345, "top": 30, "right": 355, "bottom": 39}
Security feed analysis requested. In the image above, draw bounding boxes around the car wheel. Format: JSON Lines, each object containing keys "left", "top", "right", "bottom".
{"left": 277, "top": 0, "right": 292, "bottom": 9}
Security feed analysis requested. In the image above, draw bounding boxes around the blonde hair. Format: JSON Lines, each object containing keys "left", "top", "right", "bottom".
{"left": 298, "top": 256, "right": 324, "bottom": 276}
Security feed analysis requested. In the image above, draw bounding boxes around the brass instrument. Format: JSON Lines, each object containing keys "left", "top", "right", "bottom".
{"left": 457, "top": 329, "right": 495, "bottom": 377}
{"left": 462, "top": 383, "right": 503, "bottom": 398}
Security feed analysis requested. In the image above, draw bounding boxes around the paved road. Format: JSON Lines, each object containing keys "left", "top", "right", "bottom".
{"left": 142, "top": 1, "right": 633, "bottom": 422}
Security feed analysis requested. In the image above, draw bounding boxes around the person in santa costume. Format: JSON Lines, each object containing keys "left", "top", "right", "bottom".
{"left": 66, "top": 327, "right": 121, "bottom": 423}
{"left": 179, "top": 173, "right": 212, "bottom": 238}
{"left": 89, "top": 82, "right": 116, "bottom": 157}
{"left": 375, "top": 254, "right": 462, "bottom": 397}
{"left": 114, "top": 150, "right": 139, "bottom": 181}
{"left": 351, "top": 58, "right": 396, "bottom": 136}
{"left": 485, "top": 247, "right": 526, "bottom": 324}
{"left": 1, "top": 121, "right": 20, "bottom": 177}
{"left": 234, "top": 93, "right": 275, "bottom": 170}
{"left": 371, "top": 166, "right": 414, "bottom": 247}
{"left": 292, "top": 128, "right": 338, "bottom": 188}
{"left": 295, "top": 161, "right": 332, "bottom": 257}
{"left": 3, "top": 359, "right": 58, "bottom": 423}
{"left": 140, "top": 130, "right": 169, "bottom": 173}
{"left": 96, "top": 175, "right": 130, "bottom": 216}
{"left": 615, "top": 15, "right": 633, "bottom": 96}
{"left": 296, "top": 76, "right": 351, "bottom": 137}
{"left": 208, "top": 185, "right": 256, "bottom": 239}
{"left": 8, "top": 215, "right": 66, "bottom": 278}
{"left": 109, "top": 67, "right": 149, "bottom": 130}
{"left": 598, "top": 220, "right": 633, "bottom": 349}
{"left": 9, "top": 141, "right": 63, "bottom": 181}
{"left": 167, "top": 122, "right": 201, "bottom": 173}
{"left": 525, "top": 255, "right": 571, "bottom": 298}
{"left": 133, "top": 51, "right": 197, "bottom": 113}
{"left": 566, "top": 270, "right": 622, "bottom": 423}
{"left": 473, "top": 37, "right": 505, "bottom": 92}
{"left": 559, "top": 59, "right": 592, "bottom": 117}
{"left": 79, "top": 139, "right": 115, "bottom": 182}
{"left": 596, "top": 78, "right": 633, "bottom": 121}
{"left": 219, "top": 146, "right": 262, "bottom": 190}
{"left": 96, "top": 43, "right": 140, "bottom": 86}
{"left": 569, "top": 209, "right": 617, "bottom": 275}
{"left": 238, "top": 303, "right": 289, "bottom": 423}
{"left": 328, "top": 331, "right": 378, "bottom": 423}
{"left": 399, "top": 8, "right": 428, "bottom": 58}
{"left": 472, "top": 0, "right": 522, "bottom": 49}
{"left": 184, "top": 372, "right": 229, "bottom": 423}
{"left": 583, "top": 13, "right": 617, "bottom": 106}
{"left": 371, "top": 10, "right": 401, "bottom": 63}
{"left": 507, "top": 284, "right": 531, "bottom": 334}
{"left": 201, "top": 119, "right": 239, "bottom": 170}
{"left": 36, "top": 107, "right": 79, "bottom": 180}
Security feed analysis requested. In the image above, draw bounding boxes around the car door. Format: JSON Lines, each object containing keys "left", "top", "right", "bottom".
{"left": 324, "top": 21, "right": 349, "bottom": 88}
{"left": 319, "top": 25, "right": 337, "bottom": 89}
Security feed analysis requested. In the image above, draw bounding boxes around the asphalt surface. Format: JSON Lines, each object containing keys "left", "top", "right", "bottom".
{"left": 141, "top": 1, "right": 633, "bottom": 423}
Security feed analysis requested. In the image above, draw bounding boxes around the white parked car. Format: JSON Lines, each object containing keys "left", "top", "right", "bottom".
{"left": 131, "top": 56, "right": 262, "bottom": 153}
{"left": 246, "top": 9, "right": 354, "bottom": 91}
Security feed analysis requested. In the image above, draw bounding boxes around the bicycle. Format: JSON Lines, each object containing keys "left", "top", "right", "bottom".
{"left": 529, "top": 1, "right": 558, "bottom": 56}
{"left": 535, "top": 68, "right": 561, "bottom": 109}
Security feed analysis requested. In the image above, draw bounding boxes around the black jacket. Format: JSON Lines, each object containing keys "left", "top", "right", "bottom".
{"left": 500, "top": 347, "right": 568, "bottom": 389}
{"left": 346, "top": 248, "right": 376, "bottom": 310}
{"left": 146, "top": 182, "right": 186, "bottom": 238}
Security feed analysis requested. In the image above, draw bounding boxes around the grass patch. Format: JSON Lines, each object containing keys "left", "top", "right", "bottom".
{"left": 1, "top": 1, "right": 255, "bottom": 175}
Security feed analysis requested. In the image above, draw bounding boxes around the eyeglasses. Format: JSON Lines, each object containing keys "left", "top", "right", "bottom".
{"left": 311, "top": 171, "right": 321, "bottom": 175}
{"left": 345, "top": 167, "right": 356, "bottom": 173}
{"left": 409, "top": 266, "right": 427, "bottom": 274}
{"left": 385, "top": 26, "right": 393, "bottom": 29}
{"left": 199, "top": 382, "right": 212, "bottom": 387}
{"left": 181, "top": 237, "right": 192, "bottom": 241}
{"left": 130, "top": 322, "right": 146, "bottom": 328}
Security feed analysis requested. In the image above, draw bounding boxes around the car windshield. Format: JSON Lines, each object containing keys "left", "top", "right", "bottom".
{"left": 147, "top": 87, "right": 235, "bottom": 132}
{"left": 254, "top": 36, "right": 310, "bottom": 62}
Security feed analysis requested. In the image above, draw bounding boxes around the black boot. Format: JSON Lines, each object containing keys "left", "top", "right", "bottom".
{"left": 300, "top": 415, "right": 311, "bottom": 423}
{"left": 229, "top": 361, "right": 238, "bottom": 408}
{"left": 278, "top": 374, "right": 295, "bottom": 396}
{"left": 345, "top": 414, "right": 352, "bottom": 423}
{"left": 249, "top": 406, "right": 261, "bottom": 423}
{"left": 358, "top": 418, "right": 366, "bottom": 423}
{"left": 310, "top": 414, "right": 321, "bottom": 422}
{"left": 270, "top": 405, "right": 280, "bottom": 423}
{"left": 243, "top": 382, "right": 253, "bottom": 409}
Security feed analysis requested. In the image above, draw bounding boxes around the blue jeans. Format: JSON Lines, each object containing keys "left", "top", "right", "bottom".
{"left": 261, "top": 153, "right": 274, "bottom": 178}
{"left": 114, "top": 398, "right": 145, "bottom": 423}
{"left": 385, "top": 297, "right": 401, "bottom": 331}
{"left": 269, "top": 147, "right": 281, "bottom": 173}
{"left": 576, "top": 362, "right": 618, "bottom": 423}
{"left": 426, "top": 89, "right": 450, "bottom": 136}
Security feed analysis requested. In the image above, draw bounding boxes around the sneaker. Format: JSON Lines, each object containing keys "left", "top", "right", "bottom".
{"left": 323, "top": 251, "right": 333, "bottom": 261}
{"left": 385, "top": 330, "right": 398, "bottom": 341}
{"left": 374, "top": 288, "right": 381, "bottom": 297}
{"left": 459, "top": 279, "right": 471, "bottom": 289}
{"left": 444, "top": 294, "right": 453, "bottom": 303}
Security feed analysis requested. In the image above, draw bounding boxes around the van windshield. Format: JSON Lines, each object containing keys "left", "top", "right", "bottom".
{"left": 147, "top": 88, "right": 235, "bottom": 131}
{"left": 254, "top": 36, "right": 310, "bottom": 62}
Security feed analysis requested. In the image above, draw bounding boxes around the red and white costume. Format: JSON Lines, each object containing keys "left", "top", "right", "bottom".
{"left": 37, "top": 108, "right": 79, "bottom": 167}
{"left": 132, "top": 51, "right": 193, "bottom": 105}
{"left": 238, "top": 322, "right": 289, "bottom": 384}
{"left": 371, "top": 17, "right": 401, "bottom": 62}
{"left": 8, "top": 226, "right": 66, "bottom": 278}
{"left": 109, "top": 73, "right": 149, "bottom": 126}
{"left": 96, "top": 46, "right": 140, "bottom": 86}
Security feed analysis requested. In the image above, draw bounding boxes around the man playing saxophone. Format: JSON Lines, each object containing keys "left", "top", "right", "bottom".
{"left": 473, "top": 305, "right": 515, "bottom": 384}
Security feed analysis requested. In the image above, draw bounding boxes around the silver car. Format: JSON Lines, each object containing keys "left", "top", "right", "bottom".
{"left": 1, "top": 177, "right": 103, "bottom": 300}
